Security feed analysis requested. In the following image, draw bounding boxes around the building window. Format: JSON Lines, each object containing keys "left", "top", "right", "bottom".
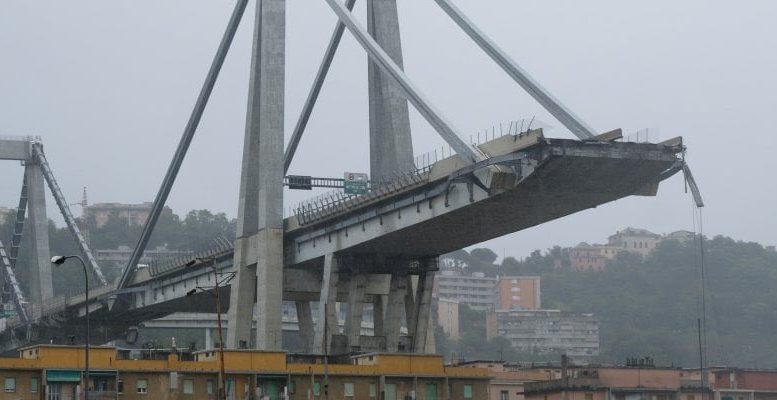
{"left": 313, "top": 382, "right": 321, "bottom": 396}
{"left": 183, "top": 379, "right": 194, "bottom": 395}
{"left": 344, "top": 382, "right": 355, "bottom": 397}
{"left": 500, "top": 390, "right": 509, "bottom": 400}
{"left": 585, "top": 393, "right": 594, "bottom": 400}
{"left": 463, "top": 384, "right": 473, "bottom": 399}
{"left": 369, "top": 383, "right": 377, "bottom": 399}
{"left": 4, "top": 378, "right": 15, "bottom": 393}
{"left": 136, "top": 379, "right": 148, "bottom": 394}
{"left": 30, "top": 377, "right": 38, "bottom": 393}
{"left": 207, "top": 380, "right": 214, "bottom": 395}
{"left": 117, "top": 380, "right": 124, "bottom": 394}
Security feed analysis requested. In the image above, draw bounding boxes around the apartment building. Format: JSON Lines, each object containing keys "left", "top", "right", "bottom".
{"left": 0, "top": 345, "right": 491, "bottom": 400}
{"left": 486, "top": 310, "right": 599, "bottom": 361}
{"left": 83, "top": 202, "right": 168, "bottom": 228}
{"left": 434, "top": 271, "right": 496, "bottom": 311}
{"left": 524, "top": 366, "right": 711, "bottom": 400}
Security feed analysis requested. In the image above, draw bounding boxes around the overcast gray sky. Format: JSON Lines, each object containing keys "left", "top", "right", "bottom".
{"left": 1, "top": 0, "right": 775, "bottom": 259}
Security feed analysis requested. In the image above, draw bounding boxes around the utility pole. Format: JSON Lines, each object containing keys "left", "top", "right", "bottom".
{"left": 214, "top": 258, "right": 227, "bottom": 400}
{"left": 185, "top": 256, "right": 233, "bottom": 400}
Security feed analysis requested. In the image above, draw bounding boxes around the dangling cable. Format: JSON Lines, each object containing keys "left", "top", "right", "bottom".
{"left": 684, "top": 160, "right": 708, "bottom": 396}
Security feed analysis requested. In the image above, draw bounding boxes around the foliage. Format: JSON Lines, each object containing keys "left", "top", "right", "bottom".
{"left": 0, "top": 208, "right": 236, "bottom": 296}
{"left": 440, "top": 238, "right": 777, "bottom": 368}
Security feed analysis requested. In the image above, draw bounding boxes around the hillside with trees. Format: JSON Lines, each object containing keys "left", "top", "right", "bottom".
{"left": 440, "top": 237, "right": 777, "bottom": 368}
{"left": 0, "top": 209, "right": 235, "bottom": 296}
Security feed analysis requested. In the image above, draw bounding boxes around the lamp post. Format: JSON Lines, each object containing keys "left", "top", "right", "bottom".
{"left": 185, "top": 257, "right": 233, "bottom": 400}
{"left": 51, "top": 255, "right": 90, "bottom": 399}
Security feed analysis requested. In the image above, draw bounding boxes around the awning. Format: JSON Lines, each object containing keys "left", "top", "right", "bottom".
{"left": 46, "top": 370, "right": 81, "bottom": 382}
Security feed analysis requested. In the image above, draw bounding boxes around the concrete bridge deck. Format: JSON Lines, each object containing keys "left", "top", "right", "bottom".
{"left": 1, "top": 132, "right": 684, "bottom": 353}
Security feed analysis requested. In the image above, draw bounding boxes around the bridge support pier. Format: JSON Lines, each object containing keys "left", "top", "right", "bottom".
{"left": 384, "top": 266, "right": 409, "bottom": 352}
{"left": 226, "top": 0, "right": 286, "bottom": 351}
{"left": 295, "top": 301, "right": 314, "bottom": 353}
{"left": 204, "top": 328, "right": 213, "bottom": 350}
{"left": 314, "top": 253, "right": 339, "bottom": 354}
{"left": 373, "top": 295, "right": 385, "bottom": 336}
{"left": 411, "top": 266, "right": 436, "bottom": 353}
{"left": 345, "top": 272, "right": 366, "bottom": 352}
{"left": 23, "top": 163, "right": 53, "bottom": 304}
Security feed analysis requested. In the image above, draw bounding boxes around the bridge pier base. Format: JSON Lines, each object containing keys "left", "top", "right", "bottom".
{"left": 314, "top": 253, "right": 339, "bottom": 354}
{"left": 384, "top": 266, "right": 409, "bottom": 352}
{"left": 295, "top": 301, "right": 314, "bottom": 353}
{"left": 204, "top": 328, "right": 213, "bottom": 350}
{"left": 345, "top": 272, "right": 366, "bottom": 352}
{"left": 411, "top": 266, "right": 436, "bottom": 353}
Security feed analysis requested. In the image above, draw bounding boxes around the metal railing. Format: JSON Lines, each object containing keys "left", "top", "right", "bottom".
{"left": 290, "top": 119, "right": 541, "bottom": 225}
{"left": 291, "top": 166, "right": 430, "bottom": 226}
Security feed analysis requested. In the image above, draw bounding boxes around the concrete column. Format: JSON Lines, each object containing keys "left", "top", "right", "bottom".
{"left": 424, "top": 314, "right": 436, "bottom": 354}
{"left": 346, "top": 273, "right": 366, "bottom": 350}
{"left": 226, "top": 0, "right": 286, "bottom": 351}
{"left": 404, "top": 274, "right": 417, "bottom": 337}
{"left": 24, "top": 164, "right": 53, "bottom": 304}
{"left": 373, "top": 295, "right": 385, "bottom": 336}
{"left": 367, "top": 0, "right": 414, "bottom": 182}
{"left": 314, "top": 254, "right": 339, "bottom": 353}
{"left": 384, "top": 268, "right": 408, "bottom": 352}
{"left": 226, "top": 238, "right": 256, "bottom": 349}
{"left": 295, "top": 301, "right": 314, "bottom": 353}
{"left": 205, "top": 328, "right": 213, "bottom": 350}
{"left": 412, "top": 270, "right": 436, "bottom": 353}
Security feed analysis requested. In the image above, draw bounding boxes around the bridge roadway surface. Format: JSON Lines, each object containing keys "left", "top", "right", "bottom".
{"left": 1, "top": 131, "right": 684, "bottom": 353}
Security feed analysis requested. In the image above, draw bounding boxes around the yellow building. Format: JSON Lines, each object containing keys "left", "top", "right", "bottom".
{"left": 0, "top": 345, "right": 491, "bottom": 400}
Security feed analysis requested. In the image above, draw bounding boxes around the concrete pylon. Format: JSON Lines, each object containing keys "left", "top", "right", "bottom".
{"left": 411, "top": 269, "right": 435, "bottom": 353}
{"left": 226, "top": 0, "right": 286, "bottom": 351}
{"left": 314, "top": 253, "right": 340, "bottom": 353}
{"left": 346, "top": 273, "right": 366, "bottom": 351}
{"left": 295, "top": 301, "right": 315, "bottom": 352}
{"left": 384, "top": 267, "right": 409, "bottom": 352}
{"left": 367, "top": 0, "right": 415, "bottom": 182}
{"left": 24, "top": 164, "right": 53, "bottom": 305}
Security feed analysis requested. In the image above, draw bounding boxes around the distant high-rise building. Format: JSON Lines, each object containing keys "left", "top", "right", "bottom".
{"left": 436, "top": 299, "right": 460, "bottom": 340}
{"left": 83, "top": 202, "right": 171, "bottom": 228}
{"left": 487, "top": 309, "right": 599, "bottom": 361}
{"left": 495, "top": 276, "right": 541, "bottom": 310}
{"left": 433, "top": 270, "right": 496, "bottom": 311}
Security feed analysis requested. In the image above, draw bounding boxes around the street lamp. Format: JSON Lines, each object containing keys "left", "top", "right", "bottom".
{"left": 185, "top": 256, "right": 233, "bottom": 400}
{"left": 51, "top": 255, "right": 90, "bottom": 399}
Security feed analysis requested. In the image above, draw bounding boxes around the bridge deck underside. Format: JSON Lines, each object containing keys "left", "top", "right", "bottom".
{"left": 340, "top": 150, "right": 674, "bottom": 256}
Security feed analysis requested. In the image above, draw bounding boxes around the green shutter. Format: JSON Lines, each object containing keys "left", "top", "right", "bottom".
{"left": 425, "top": 383, "right": 438, "bottom": 400}
{"left": 464, "top": 384, "right": 474, "bottom": 399}
{"left": 46, "top": 370, "right": 81, "bottom": 382}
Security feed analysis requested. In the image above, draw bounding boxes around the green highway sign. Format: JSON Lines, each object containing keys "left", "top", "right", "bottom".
{"left": 344, "top": 172, "right": 369, "bottom": 195}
